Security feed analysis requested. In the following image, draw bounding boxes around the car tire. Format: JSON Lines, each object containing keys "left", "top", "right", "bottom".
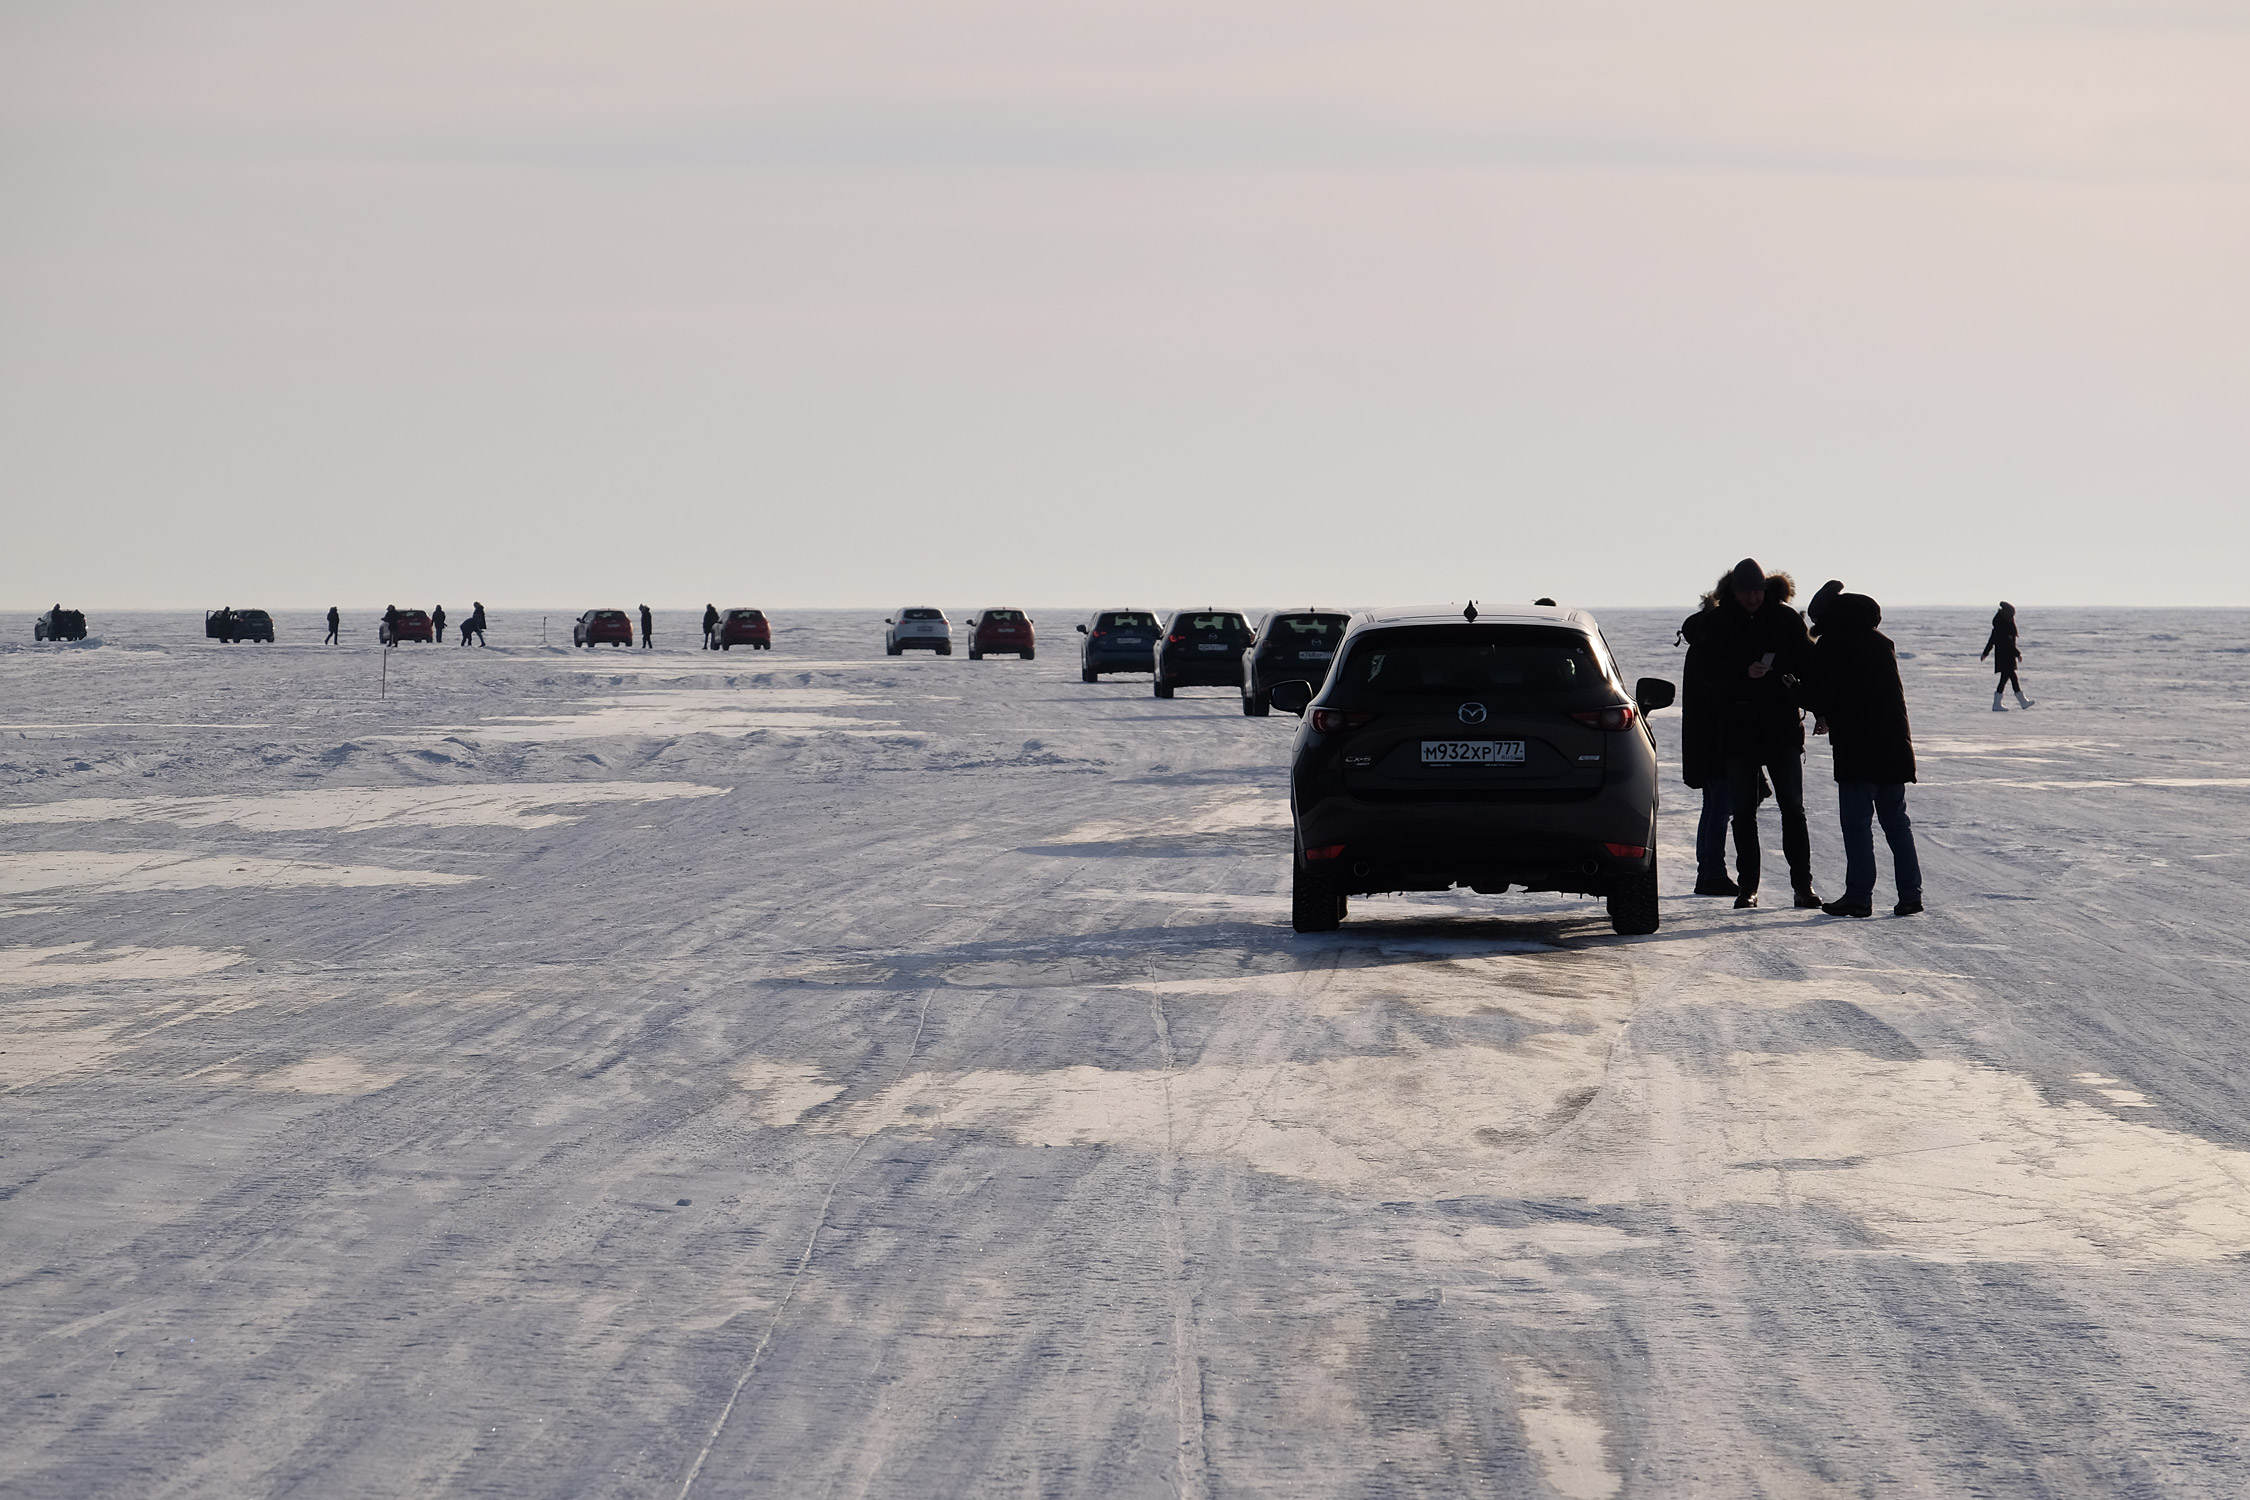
{"left": 1081, "top": 667, "right": 1098, "bottom": 683}
{"left": 1607, "top": 859, "right": 1660, "bottom": 936}
{"left": 1154, "top": 680, "right": 1173, "bottom": 698}
{"left": 939, "top": 645, "right": 952, "bottom": 656}
{"left": 1292, "top": 859, "right": 1342, "bottom": 934}
{"left": 968, "top": 648, "right": 981, "bottom": 660}
{"left": 1242, "top": 691, "right": 1269, "bottom": 717}
{"left": 1022, "top": 649, "right": 1034, "bottom": 661}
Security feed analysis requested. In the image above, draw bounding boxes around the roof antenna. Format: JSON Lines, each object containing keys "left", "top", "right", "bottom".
{"left": 1534, "top": 597, "right": 1556, "bottom": 607}
{"left": 1463, "top": 600, "right": 1479, "bottom": 623}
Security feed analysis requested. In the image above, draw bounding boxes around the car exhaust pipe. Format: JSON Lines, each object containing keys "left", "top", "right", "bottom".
{"left": 1352, "top": 861, "right": 1372, "bottom": 878}
{"left": 1581, "top": 858, "right": 1602, "bottom": 876}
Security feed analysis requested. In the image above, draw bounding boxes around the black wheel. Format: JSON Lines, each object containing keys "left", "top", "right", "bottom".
{"left": 1154, "top": 680, "right": 1173, "bottom": 699}
{"left": 939, "top": 645, "right": 952, "bottom": 656}
{"left": 1242, "top": 691, "right": 1269, "bottom": 717}
{"left": 887, "top": 643, "right": 901, "bottom": 655}
{"left": 1292, "top": 857, "right": 1342, "bottom": 933}
{"left": 1022, "top": 649, "right": 1034, "bottom": 661}
{"left": 1607, "top": 858, "right": 1660, "bottom": 936}
{"left": 968, "top": 648, "right": 981, "bottom": 660}
{"left": 1081, "top": 666, "right": 1098, "bottom": 683}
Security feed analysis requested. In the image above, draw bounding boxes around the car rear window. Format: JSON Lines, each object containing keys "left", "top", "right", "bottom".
{"left": 1337, "top": 625, "right": 1608, "bottom": 699}
{"left": 1100, "top": 613, "right": 1158, "bottom": 630}
{"left": 1178, "top": 613, "right": 1248, "bottom": 637}
{"left": 903, "top": 608, "right": 943, "bottom": 621}
{"left": 1269, "top": 615, "right": 1344, "bottom": 645}
{"left": 985, "top": 609, "right": 1023, "bottom": 622}
{"left": 597, "top": 611, "right": 625, "bottom": 622}
{"left": 728, "top": 610, "right": 761, "bottom": 622}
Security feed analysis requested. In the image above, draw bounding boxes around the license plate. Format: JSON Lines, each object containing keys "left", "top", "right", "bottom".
{"left": 1421, "top": 740, "right": 1525, "bottom": 765}
{"left": 1115, "top": 638, "right": 1143, "bottom": 645}
{"left": 1198, "top": 643, "right": 1229, "bottom": 651}
{"left": 1298, "top": 650, "right": 1332, "bottom": 660}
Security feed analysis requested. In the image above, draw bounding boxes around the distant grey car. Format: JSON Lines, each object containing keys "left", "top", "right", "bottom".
{"left": 885, "top": 607, "right": 952, "bottom": 656}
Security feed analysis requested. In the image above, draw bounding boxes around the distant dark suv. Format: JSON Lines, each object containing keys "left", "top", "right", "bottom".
{"left": 205, "top": 608, "right": 275, "bottom": 644}
{"left": 1153, "top": 610, "right": 1253, "bottom": 699}
{"left": 1243, "top": 609, "right": 1349, "bottom": 717}
{"left": 1269, "top": 607, "right": 1674, "bottom": 936}
{"left": 964, "top": 608, "right": 1035, "bottom": 660}
{"left": 33, "top": 607, "right": 86, "bottom": 642}
{"left": 1075, "top": 610, "right": 1161, "bottom": 682}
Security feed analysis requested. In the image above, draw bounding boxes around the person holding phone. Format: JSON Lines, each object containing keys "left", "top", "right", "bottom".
{"left": 1692, "top": 557, "right": 1821, "bottom": 909}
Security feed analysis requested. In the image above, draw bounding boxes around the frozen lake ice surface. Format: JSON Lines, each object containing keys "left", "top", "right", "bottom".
{"left": 4, "top": 606, "right": 2249, "bottom": 1498}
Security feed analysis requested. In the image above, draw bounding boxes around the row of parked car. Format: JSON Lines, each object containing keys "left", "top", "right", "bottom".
{"left": 881, "top": 606, "right": 1349, "bottom": 716}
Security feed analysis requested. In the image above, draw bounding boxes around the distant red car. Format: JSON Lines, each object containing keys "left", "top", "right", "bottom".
{"left": 715, "top": 608, "right": 771, "bottom": 650}
{"left": 380, "top": 609, "right": 435, "bottom": 645}
{"left": 574, "top": 609, "right": 633, "bottom": 648}
{"left": 965, "top": 608, "right": 1035, "bottom": 661}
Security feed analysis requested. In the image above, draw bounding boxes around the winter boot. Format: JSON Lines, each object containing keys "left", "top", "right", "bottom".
{"left": 1693, "top": 875, "right": 1741, "bottom": 897}
{"left": 1820, "top": 898, "right": 1872, "bottom": 918}
{"left": 1991, "top": 690, "right": 2007, "bottom": 712}
{"left": 2014, "top": 690, "right": 2034, "bottom": 709}
{"left": 1893, "top": 896, "right": 1924, "bottom": 916}
{"left": 1793, "top": 886, "right": 1824, "bottom": 909}
{"left": 1734, "top": 891, "right": 1759, "bottom": 909}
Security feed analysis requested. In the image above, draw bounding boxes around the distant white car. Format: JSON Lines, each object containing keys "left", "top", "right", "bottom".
{"left": 885, "top": 607, "right": 952, "bottom": 656}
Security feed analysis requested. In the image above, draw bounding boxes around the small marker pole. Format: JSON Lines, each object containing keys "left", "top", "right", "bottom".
{"left": 381, "top": 638, "right": 389, "bottom": 699}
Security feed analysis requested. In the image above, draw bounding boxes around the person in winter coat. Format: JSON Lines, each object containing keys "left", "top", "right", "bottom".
{"left": 382, "top": 604, "right": 399, "bottom": 647}
{"left": 1981, "top": 602, "right": 2032, "bottom": 710}
{"left": 464, "top": 602, "right": 487, "bottom": 646}
{"left": 1677, "top": 590, "right": 1744, "bottom": 895}
{"left": 431, "top": 603, "right": 446, "bottom": 643}
{"left": 325, "top": 606, "right": 340, "bottom": 645}
{"left": 639, "top": 603, "right": 653, "bottom": 649}
{"left": 1806, "top": 580, "right": 1923, "bottom": 917}
{"left": 1685, "top": 558, "right": 1821, "bottom": 909}
{"left": 702, "top": 603, "right": 720, "bottom": 650}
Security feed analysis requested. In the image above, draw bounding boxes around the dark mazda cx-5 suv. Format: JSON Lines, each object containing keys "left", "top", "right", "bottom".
{"left": 1242, "top": 609, "right": 1349, "bottom": 717}
{"left": 1153, "top": 609, "right": 1253, "bottom": 698}
{"left": 1268, "top": 605, "right": 1674, "bottom": 936}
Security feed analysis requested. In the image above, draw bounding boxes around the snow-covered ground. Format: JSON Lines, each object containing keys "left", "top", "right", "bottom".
{"left": 5, "top": 606, "right": 2248, "bottom": 1497}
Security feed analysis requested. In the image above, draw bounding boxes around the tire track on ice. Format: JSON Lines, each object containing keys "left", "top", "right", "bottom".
{"left": 674, "top": 982, "right": 939, "bottom": 1500}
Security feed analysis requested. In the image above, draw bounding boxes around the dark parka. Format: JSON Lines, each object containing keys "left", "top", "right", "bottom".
{"left": 1685, "top": 588, "right": 1814, "bottom": 760}
{"left": 1981, "top": 606, "right": 2020, "bottom": 674}
{"left": 1675, "top": 606, "right": 1728, "bottom": 789}
{"left": 1808, "top": 593, "right": 1916, "bottom": 785}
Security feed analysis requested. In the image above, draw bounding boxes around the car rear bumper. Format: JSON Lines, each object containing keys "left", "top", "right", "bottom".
{"left": 894, "top": 636, "right": 950, "bottom": 650}
{"left": 1294, "top": 788, "right": 1655, "bottom": 895}
{"left": 1157, "top": 656, "right": 1245, "bottom": 686}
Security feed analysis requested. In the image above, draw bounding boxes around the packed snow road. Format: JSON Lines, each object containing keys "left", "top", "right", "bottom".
{"left": 5, "top": 607, "right": 2250, "bottom": 1498}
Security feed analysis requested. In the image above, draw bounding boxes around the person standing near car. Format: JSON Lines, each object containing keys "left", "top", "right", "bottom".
{"left": 431, "top": 603, "right": 446, "bottom": 644}
{"left": 639, "top": 603, "right": 653, "bottom": 650}
{"left": 382, "top": 604, "right": 399, "bottom": 646}
{"left": 1693, "top": 558, "right": 1820, "bottom": 909}
{"left": 1806, "top": 580, "right": 1923, "bottom": 917}
{"left": 1676, "top": 586, "right": 1740, "bottom": 896}
{"left": 1981, "top": 601, "right": 2032, "bottom": 711}
{"left": 325, "top": 605, "right": 340, "bottom": 645}
{"left": 702, "top": 603, "right": 720, "bottom": 650}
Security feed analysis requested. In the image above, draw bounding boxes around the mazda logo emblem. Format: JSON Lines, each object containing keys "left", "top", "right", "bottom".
{"left": 1458, "top": 702, "right": 1487, "bottom": 724}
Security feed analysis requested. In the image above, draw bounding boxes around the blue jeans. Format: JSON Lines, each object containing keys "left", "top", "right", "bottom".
{"left": 1696, "top": 782, "right": 1732, "bottom": 886}
{"left": 1839, "top": 781, "right": 1922, "bottom": 905}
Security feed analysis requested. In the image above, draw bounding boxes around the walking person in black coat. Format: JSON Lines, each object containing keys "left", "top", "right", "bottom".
{"left": 639, "top": 603, "right": 654, "bottom": 650}
{"left": 1686, "top": 558, "right": 1821, "bottom": 909}
{"left": 431, "top": 604, "right": 446, "bottom": 644}
{"left": 325, "top": 606, "right": 340, "bottom": 645}
{"left": 1981, "top": 601, "right": 2032, "bottom": 711}
{"left": 1806, "top": 580, "right": 1923, "bottom": 917}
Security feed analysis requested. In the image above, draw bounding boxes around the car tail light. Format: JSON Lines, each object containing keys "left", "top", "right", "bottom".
{"left": 1571, "top": 704, "right": 1637, "bottom": 731}
{"left": 1310, "top": 709, "right": 1376, "bottom": 733}
{"left": 1303, "top": 844, "right": 1346, "bottom": 861}
{"left": 1604, "top": 843, "right": 1647, "bottom": 858}
{"left": 1168, "top": 633, "right": 1184, "bottom": 643}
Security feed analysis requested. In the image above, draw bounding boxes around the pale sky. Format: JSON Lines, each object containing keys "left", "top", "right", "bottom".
{"left": 5, "top": 1, "right": 2246, "bottom": 609}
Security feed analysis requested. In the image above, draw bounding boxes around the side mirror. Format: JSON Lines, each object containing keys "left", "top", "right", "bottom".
{"left": 1076, "top": 624, "right": 1086, "bottom": 633}
{"left": 1635, "top": 677, "right": 1676, "bottom": 713}
{"left": 1269, "top": 680, "right": 1314, "bottom": 716}
{"left": 885, "top": 618, "right": 893, "bottom": 625}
